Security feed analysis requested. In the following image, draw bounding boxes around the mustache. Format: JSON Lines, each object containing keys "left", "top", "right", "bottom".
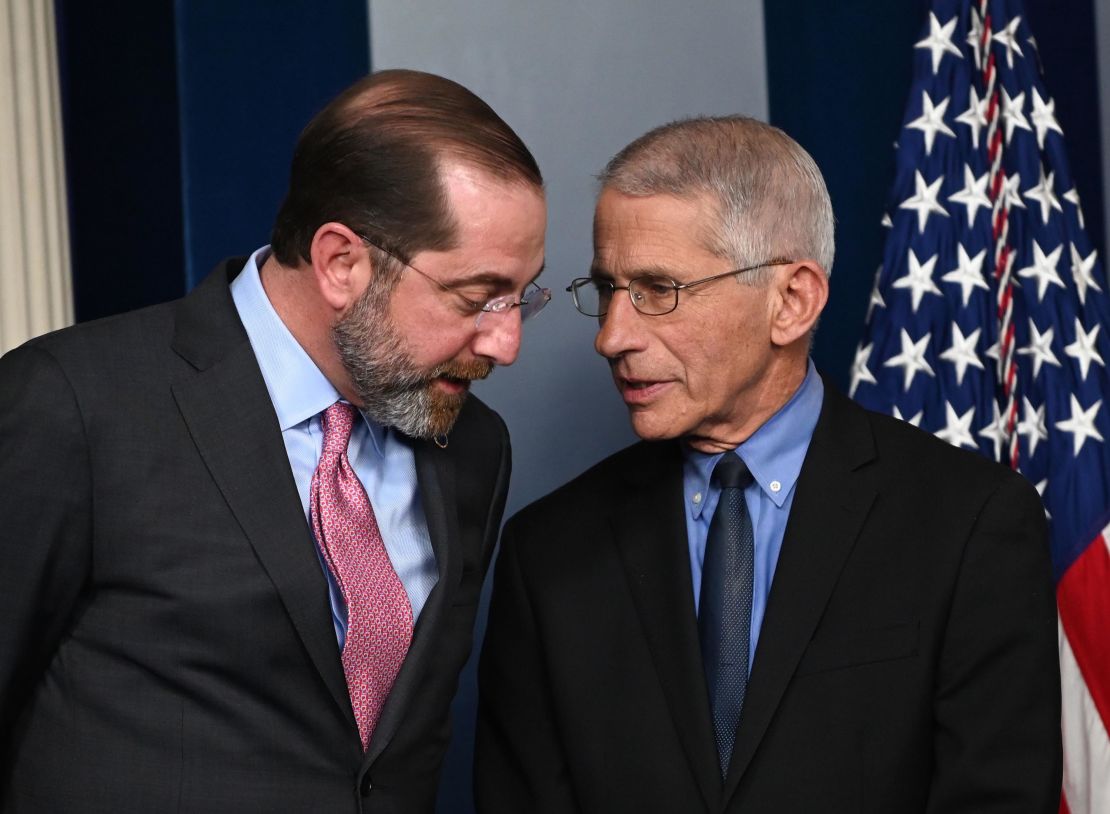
{"left": 431, "top": 359, "right": 493, "bottom": 382}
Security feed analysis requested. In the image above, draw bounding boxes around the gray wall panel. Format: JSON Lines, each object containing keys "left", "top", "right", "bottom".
{"left": 368, "top": 4, "right": 768, "bottom": 810}
{"left": 370, "top": 0, "right": 768, "bottom": 518}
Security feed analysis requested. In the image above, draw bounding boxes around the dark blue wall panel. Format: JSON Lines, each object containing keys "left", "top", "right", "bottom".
{"left": 58, "top": 1, "right": 370, "bottom": 320}
{"left": 175, "top": 0, "right": 370, "bottom": 288}
{"left": 57, "top": 1, "right": 187, "bottom": 322}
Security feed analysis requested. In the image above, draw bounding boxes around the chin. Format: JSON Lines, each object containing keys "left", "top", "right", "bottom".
{"left": 628, "top": 413, "right": 684, "bottom": 442}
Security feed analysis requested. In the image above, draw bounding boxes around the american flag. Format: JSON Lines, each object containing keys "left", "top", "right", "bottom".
{"left": 850, "top": 1, "right": 1110, "bottom": 810}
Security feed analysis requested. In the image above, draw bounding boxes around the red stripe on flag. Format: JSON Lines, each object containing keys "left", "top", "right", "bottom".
{"left": 1060, "top": 791, "right": 1071, "bottom": 814}
{"left": 1057, "top": 533, "right": 1110, "bottom": 736}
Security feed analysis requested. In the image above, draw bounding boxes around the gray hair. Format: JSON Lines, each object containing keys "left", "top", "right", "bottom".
{"left": 598, "top": 116, "right": 835, "bottom": 283}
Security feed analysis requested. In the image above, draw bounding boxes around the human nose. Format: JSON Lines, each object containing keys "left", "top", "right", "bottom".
{"left": 471, "top": 309, "right": 522, "bottom": 366}
{"left": 594, "top": 289, "right": 645, "bottom": 360}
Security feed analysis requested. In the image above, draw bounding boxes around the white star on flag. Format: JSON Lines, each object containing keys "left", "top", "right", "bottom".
{"left": 899, "top": 171, "right": 949, "bottom": 233}
{"left": 1055, "top": 395, "right": 1105, "bottom": 456}
{"left": 992, "top": 16, "right": 1025, "bottom": 69}
{"left": 1000, "top": 87, "right": 1032, "bottom": 143}
{"left": 941, "top": 244, "right": 989, "bottom": 306}
{"left": 1064, "top": 319, "right": 1105, "bottom": 381}
{"left": 1001, "top": 171, "right": 1027, "bottom": 210}
{"left": 1069, "top": 244, "right": 1101, "bottom": 305}
{"left": 1016, "top": 240, "right": 1065, "bottom": 302}
{"left": 892, "top": 406, "right": 923, "bottom": 427}
{"left": 867, "top": 286, "right": 886, "bottom": 320}
{"left": 1017, "top": 396, "right": 1049, "bottom": 457}
{"left": 1030, "top": 89, "right": 1064, "bottom": 148}
{"left": 935, "top": 403, "right": 978, "bottom": 449}
{"left": 849, "top": 343, "right": 877, "bottom": 397}
{"left": 1017, "top": 320, "right": 1062, "bottom": 377}
{"left": 893, "top": 249, "right": 942, "bottom": 312}
{"left": 884, "top": 328, "right": 935, "bottom": 391}
{"left": 939, "top": 323, "right": 984, "bottom": 385}
{"left": 906, "top": 92, "right": 956, "bottom": 155}
{"left": 978, "top": 399, "right": 1008, "bottom": 461}
{"left": 1023, "top": 165, "right": 1063, "bottom": 225}
{"left": 948, "top": 165, "right": 991, "bottom": 226}
{"left": 955, "top": 85, "right": 989, "bottom": 149}
{"left": 985, "top": 336, "right": 1002, "bottom": 364}
{"left": 1064, "top": 187, "right": 1085, "bottom": 229}
{"left": 1034, "top": 479, "right": 1051, "bottom": 520}
{"left": 914, "top": 12, "right": 962, "bottom": 73}
{"left": 867, "top": 266, "right": 886, "bottom": 320}
{"left": 966, "top": 7, "right": 984, "bottom": 66}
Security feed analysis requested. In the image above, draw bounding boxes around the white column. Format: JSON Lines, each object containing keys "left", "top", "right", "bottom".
{"left": 0, "top": 0, "right": 73, "bottom": 355}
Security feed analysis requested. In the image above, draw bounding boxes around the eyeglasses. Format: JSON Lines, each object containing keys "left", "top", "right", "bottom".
{"left": 359, "top": 235, "right": 551, "bottom": 327}
{"left": 565, "top": 260, "right": 793, "bottom": 317}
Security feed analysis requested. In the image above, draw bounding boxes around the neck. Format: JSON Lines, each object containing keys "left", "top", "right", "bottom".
{"left": 258, "top": 254, "right": 359, "bottom": 404}
{"left": 686, "top": 352, "right": 809, "bottom": 454}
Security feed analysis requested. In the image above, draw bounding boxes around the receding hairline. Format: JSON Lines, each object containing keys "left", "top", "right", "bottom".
{"left": 331, "top": 69, "right": 544, "bottom": 190}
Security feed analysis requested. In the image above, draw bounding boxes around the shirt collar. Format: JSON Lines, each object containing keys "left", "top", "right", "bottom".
{"left": 684, "top": 360, "right": 824, "bottom": 519}
{"left": 230, "top": 245, "right": 387, "bottom": 453}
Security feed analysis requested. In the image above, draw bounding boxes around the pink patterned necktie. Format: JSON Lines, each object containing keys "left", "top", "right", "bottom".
{"left": 310, "top": 401, "right": 414, "bottom": 750}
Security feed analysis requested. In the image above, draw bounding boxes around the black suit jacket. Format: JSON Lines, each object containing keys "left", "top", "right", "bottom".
{"left": 0, "top": 259, "right": 510, "bottom": 813}
{"left": 476, "top": 381, "right": 1060, "bottom": 813}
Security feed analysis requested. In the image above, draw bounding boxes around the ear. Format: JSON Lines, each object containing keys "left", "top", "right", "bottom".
{"left": 770, "top": 261, "right": 829, "bottom": 347}
{"left": 308, "top": 222, "right": 372, "bottom": 312}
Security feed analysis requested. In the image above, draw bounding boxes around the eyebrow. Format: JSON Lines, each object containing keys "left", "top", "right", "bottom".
{"left": 589, "top": 263, "right": 679, "bottom": 281}
{"left": 449, "top": 261, "right": 547, "bottom": 289}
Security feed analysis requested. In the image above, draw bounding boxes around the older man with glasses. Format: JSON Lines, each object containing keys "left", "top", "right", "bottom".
{"left": 476, "top": 116, "right": 1059, "bottom": 814}
{"left": 0, "top": 69, "right": 546, "bottom": 813}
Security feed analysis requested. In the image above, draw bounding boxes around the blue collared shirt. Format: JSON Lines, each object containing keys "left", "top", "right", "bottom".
{"left": 230, "top": 246, "right": 438, "bottom": 648}
{"left": 684, "top": 361, "right": 823, "bottom": 673}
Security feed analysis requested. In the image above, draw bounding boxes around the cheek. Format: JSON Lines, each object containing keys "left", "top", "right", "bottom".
{"left": 413, "top": 333, "right": 472, "bottom": 367}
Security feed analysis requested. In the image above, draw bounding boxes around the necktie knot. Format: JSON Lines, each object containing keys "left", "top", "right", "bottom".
{"left": 712, "top": 452, "right": 753, "bottom": 491}
{"left": 321, "top": 402, "right": 357, "bottom": 457}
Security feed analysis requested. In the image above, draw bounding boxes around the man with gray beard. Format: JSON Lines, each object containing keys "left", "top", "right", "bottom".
{"left": 0, "top": 69, "right": 548, "bottom": 813}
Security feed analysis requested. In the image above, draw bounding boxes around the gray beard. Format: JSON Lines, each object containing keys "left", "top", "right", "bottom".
{"left": 332, "top": 284, "right": 474, "bottom": 439}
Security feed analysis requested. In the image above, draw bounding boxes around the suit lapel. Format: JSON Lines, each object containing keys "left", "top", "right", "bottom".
{"left": 363, "top": 437, "right": 460, "bottom": 766}
{"left": 723, "top": 384, "right": 878, "bottom": 801}
{"left": 611, "top": 442, "right": 720, "bottom": 811}
{"left": 170, "top": 263, "right": 354, "bottom": 731}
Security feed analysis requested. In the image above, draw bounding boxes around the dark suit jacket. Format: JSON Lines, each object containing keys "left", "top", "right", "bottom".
{"left": 0, "top": 259, "right": 510, "bottom": 813}
{"left": 476, "top": 381, "right": 1060, "bottom": 813}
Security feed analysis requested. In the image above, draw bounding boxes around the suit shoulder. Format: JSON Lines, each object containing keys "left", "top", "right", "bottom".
{"left": 10, "top": 300, "right": 177, "bottom": 373}
{"left": 507, "top": 440, "right": 671, "bottom": 530}
{"left": 858, "top": 401, "right": 1036, "bottom": 501}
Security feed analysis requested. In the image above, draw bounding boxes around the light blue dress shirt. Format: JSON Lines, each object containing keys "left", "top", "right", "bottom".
{"left": 230, "top": 246, "right": 438, "bottom": 649}
{"left": 683, "top": 361, "right": 824, "bottom": 673}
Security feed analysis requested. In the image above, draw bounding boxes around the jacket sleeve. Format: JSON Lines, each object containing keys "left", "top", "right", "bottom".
{"left": 474, "top": 516, "right": 582, "bottom": 814}
{"left": 0, "top": 344, "right": 93, "bottom": 758}
{"left": 926, "top": 470, "right": 1062, "bottom": 813}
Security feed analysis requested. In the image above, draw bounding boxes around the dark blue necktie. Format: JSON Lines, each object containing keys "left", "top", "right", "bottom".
{"left": 698, "top": 452, "right": 755, "bottom": 779}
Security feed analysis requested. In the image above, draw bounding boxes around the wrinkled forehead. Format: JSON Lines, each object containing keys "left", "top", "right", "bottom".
{"left": 592, "top": 188, "right": 725, "bottom": 276}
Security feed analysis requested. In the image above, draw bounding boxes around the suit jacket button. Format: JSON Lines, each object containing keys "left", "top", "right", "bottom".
{"left": 360, "top": 775, "right": 372, "bottom": 796}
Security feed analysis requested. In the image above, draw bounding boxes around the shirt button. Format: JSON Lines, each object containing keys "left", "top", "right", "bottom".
{"left": 692, "top": 492, "right": 702, "bottom": 505}
{"left": 770, "top": 480, "right": 782, "bottom": 493}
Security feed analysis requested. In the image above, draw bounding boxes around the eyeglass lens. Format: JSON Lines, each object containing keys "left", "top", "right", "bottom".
{"left": 573, "top": 276, "right": 677, "bottom": 316}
